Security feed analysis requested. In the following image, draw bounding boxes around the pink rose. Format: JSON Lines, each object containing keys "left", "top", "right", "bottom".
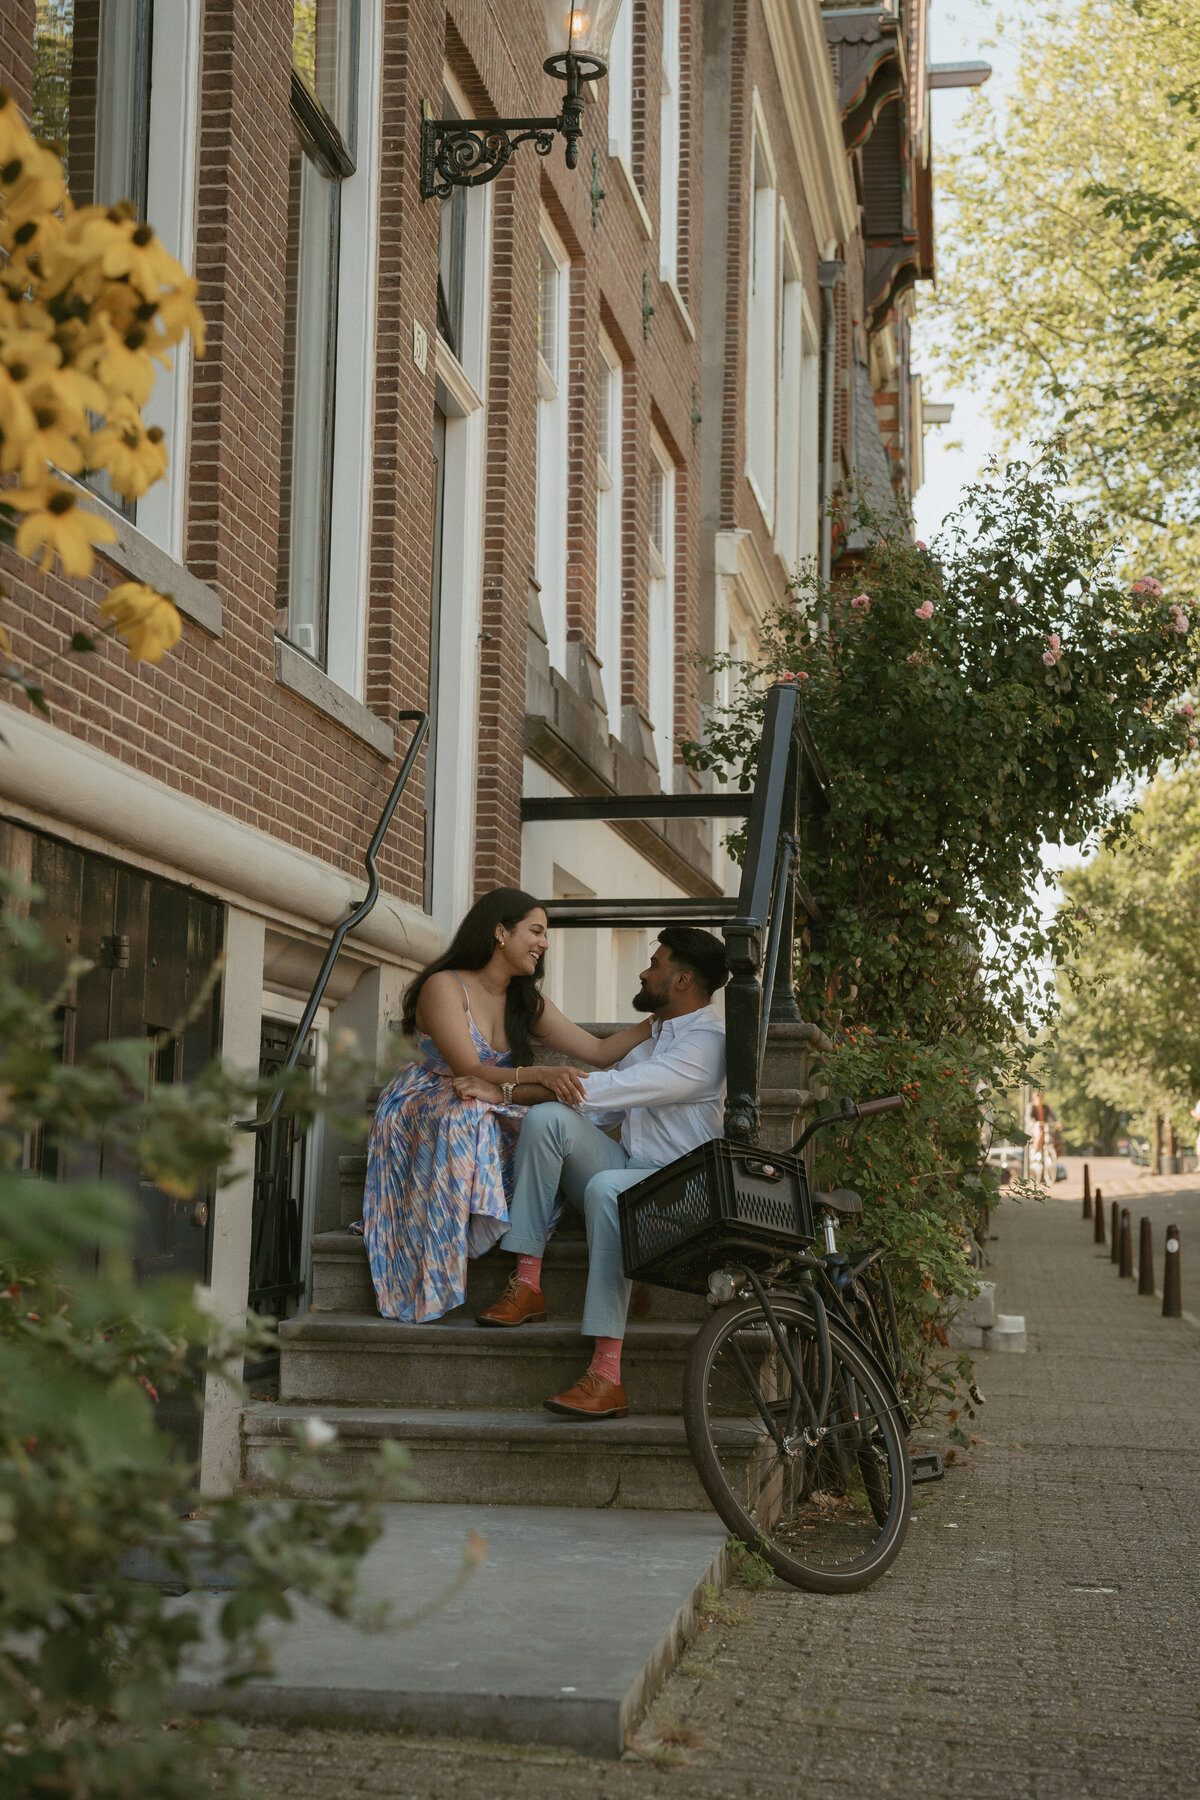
{"left": 795, "top": 669, "right": 809, "bottom": 681}
{"left": 1131, "top": 577, "right": 1163, "bottom": 596}
{"left": 1189, "top": 735, "right": 1199, "bottom": 751}
{"left": 850, "top": 593, "right": 871, "bottom": 612}
{"left": 1042, "top": 649, "right": 1057, "bottom": 666}
{"left": 1180, "top": 703, "right": 1196, "bottom": 720}
{"left": 1047, "top": 633, "right": 1060, "bottom": 650}
{"left": 916, "top": 540, "right": 928, "bottom": 551}
{"left": 1175, "top": 617, "right": 1189, "bottom": 634}
{"left": 915, "top": 600, "right": 934, "bottom": 621}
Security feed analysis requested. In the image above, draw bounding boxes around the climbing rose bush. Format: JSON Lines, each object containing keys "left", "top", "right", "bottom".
{"left": 683, "top": 448, "right": 1200, "bottom": 1045}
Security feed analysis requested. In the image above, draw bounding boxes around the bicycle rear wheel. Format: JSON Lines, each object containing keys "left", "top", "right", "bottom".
{"left": 683, "top": 1292, "right": 911, "bottom": 1594}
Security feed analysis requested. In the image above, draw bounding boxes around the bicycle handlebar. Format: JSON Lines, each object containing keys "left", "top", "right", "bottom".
{"left": 790, "top": 1092, "right": 905, "bottom": 1155}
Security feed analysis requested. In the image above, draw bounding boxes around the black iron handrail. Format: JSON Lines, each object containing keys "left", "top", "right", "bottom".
{"left": 721, "top": 681, "right": 827, "bottom": 1141}
{"left": 239, "top": 710, "right": 429, "bottom": 1133}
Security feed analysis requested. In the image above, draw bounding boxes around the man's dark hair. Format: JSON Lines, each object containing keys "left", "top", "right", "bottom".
{"left": 657, "top": 926, "right": 729, "bottom": 995}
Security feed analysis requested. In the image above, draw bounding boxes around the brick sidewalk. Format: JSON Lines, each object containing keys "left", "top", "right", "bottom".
{"left": 226, "top": 1192, "right": 1200, "bottom": 1799}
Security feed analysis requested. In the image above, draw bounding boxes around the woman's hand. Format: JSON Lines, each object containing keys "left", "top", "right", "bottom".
{"left": 518, "top": 1064, "right": 589, "bottom": 1106}
{"left": 453, "top": 1075, "right": 502, "bottom": 1103}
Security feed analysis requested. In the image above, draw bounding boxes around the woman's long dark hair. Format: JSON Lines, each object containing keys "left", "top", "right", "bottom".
{"left": 401, "top": 888, "right": 547, "bottom": 1065}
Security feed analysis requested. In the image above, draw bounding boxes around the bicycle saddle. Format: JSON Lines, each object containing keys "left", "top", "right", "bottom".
{"left": 811, "top": 1188, "right": 863, "bottom": 1215}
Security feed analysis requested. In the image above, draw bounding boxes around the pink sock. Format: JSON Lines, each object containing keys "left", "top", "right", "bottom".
{"left": 591, "top": 1336, "right": 623, "bottom": 1384}
{"left": 516, "top": 1254, "right": 543, "bottom": 1291}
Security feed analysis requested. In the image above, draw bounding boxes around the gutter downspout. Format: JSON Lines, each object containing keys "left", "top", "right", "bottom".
{"left": 817, "top": 259, "right": 845, "bottom": 629}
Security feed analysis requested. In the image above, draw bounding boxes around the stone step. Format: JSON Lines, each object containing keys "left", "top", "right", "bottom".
{"left": 278, "top": 1315, "right": 697, "bottom": 1412}
{"left": 241, "top": 1403, "right": 712, "bottom": 1510}
{"left": 310, "top": 1230, "right": 707, "bottom": 1324}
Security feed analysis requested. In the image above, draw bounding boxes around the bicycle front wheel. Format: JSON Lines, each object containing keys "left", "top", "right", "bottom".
{"left": 683, "top": 1292, "right": 911, "bottom": 1594}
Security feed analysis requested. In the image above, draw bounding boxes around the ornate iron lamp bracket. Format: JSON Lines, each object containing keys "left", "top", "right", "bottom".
{"left": 420, "top": 56, "right": 598, "bottom": 201}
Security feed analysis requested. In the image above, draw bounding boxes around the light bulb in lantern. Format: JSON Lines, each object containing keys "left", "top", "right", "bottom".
{"left": 541, "top": 0, "right": 624, "bottom": 73}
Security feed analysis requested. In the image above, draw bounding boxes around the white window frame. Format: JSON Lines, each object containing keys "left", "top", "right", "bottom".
{"left": 428, "top": 66, "right": 491, "bottom": 933}
{"left": 775, "top": 210, "right": 811, "bottom": 575}
{"left": 323, "top": 0, "right": 382, "bottom": 698}
{"left": 596, "top": 329, "right": 623, "bottom": 731}
{"left": 647, "top": 433, "right": 676, "bottom": 781}
{"left": 106, "top": 0, "right": 200, "bottom": 558}
{"left": 659, "top": 0, "right": 681, "bottom": 286}
{"left": 798, "top": 291, "right": 821, "bottom": 570}
{"left": 745, "top": 101, "right": 777, "bottom": 530}
{"left": 607, "top": 0, "right": 633, "bottom": 166}
{"left": 535, "top": 212, "right": 572, "bottom": 677}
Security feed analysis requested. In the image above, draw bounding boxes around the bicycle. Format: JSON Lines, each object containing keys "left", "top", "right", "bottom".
{"left": 620, "top": 1094, "right": 914, "bottom": 1594}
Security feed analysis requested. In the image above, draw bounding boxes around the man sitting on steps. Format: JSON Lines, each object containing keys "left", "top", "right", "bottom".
{"left": 453, "top": 927, "right": 727, "bottom": 1420}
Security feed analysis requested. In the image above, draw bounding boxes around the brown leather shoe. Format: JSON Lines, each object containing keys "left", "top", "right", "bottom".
{"left": 476, "top": 1273, "right": 547, "bottom": 1327}
{"left": 544, "top": 1369, "right": 629, "bottom": 1419}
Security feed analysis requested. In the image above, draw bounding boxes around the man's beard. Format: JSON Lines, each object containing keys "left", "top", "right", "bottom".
{"left": 631, "top": 983, "right": 663, "bottom": 1013}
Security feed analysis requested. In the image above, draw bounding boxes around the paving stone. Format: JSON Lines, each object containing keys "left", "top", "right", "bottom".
{"left": 226, "top": 1183, "right": 1200, "bottom": 1799}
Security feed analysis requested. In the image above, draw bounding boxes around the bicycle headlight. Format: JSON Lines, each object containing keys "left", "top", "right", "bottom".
{"left": 707, "top": 1268, "right": 743, "bottom": 1306}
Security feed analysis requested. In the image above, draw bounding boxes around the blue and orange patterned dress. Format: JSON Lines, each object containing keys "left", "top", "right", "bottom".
{"left": 362, "top": 985, "right": 526, "bottom": 1323}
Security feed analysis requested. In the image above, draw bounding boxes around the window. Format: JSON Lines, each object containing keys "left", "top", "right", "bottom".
{"left": 436, "top": 91, "right": 467, "bottom": 358}
{"left": 34, "top": 0, "right": 158, "bottom": 522}
{"left": 535, "top": 219, "right": 571, "bottom": 676}
{"left": 34, "top": 0, "right": 152, "bottom": 211}
{"left": 278, "top": 0, "right": 359, "bottom": 670}
{"left": 596, "top": 335, "right": 623, "bottom": 729}
{"left": 745, "top": 129, "right": 776, "bottom": 524}
{"left": 776, "top": 231, "right": 818, "bottom": 574}
{"left": 647, "top": 440, "right": 676, "bottom": 780}
{"left": 659, "top": 0, "right": 680, "bottom": 285}
{"left": 607, "top": 0, "right": 633, "bottom": 166}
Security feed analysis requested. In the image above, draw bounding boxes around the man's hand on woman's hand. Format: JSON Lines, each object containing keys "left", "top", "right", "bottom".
{"left": 517, "top": 1065, "right": 589, "bottom": 1106}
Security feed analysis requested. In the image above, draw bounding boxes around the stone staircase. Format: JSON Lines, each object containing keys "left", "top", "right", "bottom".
{"left": 241, "top": 1019, "right": 829, "bottom": 1510}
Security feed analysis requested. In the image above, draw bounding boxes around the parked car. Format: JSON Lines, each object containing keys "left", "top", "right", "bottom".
{"left": 987, "top": 1142, "right": 1023, "bottom": 1183}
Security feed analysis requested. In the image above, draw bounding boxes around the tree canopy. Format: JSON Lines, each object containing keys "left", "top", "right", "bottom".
{"left": 1049, "top": 763, "right": 1200, "bottom": 1144}
{"left": 929, "top": 0, "right": 1200, "bottom": 588}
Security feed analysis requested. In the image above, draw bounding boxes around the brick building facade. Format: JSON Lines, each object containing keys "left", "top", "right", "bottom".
{"left": 0, "top": 0, "right": 947, "bottom": 1482}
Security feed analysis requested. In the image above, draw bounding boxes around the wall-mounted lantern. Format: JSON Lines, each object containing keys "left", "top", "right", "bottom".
{"left": 420, "top": 2, "right": 624, "bottom": 200}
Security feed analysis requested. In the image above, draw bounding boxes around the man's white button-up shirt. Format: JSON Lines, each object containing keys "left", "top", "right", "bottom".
{"left": 579, "top": 1004, "right": 726, "bottom": 1168}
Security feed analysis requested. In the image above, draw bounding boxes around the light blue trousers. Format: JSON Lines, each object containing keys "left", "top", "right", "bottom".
{"left": 499, "top": 1103, "right": 656, "bottom": 1339}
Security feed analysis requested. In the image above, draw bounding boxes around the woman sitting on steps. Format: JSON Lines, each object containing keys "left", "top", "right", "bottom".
{"left": 359, "top": 887, "right": 652, "bottom": 1324}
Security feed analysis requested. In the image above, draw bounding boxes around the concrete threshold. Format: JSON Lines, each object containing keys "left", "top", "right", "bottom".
{"left": 175, "top": 1502, "right": 727, "bottom": 1759}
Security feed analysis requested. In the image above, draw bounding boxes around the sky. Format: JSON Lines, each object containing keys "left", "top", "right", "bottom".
{"left": 911, "top": 0, "right": 1030, "bottom": 546}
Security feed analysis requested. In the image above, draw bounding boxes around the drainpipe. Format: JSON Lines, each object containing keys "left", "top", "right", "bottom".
{"left": 817, "top": 258, "right": 845, "bottom": 629}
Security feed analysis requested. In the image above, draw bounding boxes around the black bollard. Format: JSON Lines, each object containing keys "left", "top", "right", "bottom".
{"left": 1094, "top": 1186, "right": 1105, "bottom": 1245}
{"left": 1163, "top": 1224, "right": 1182, "bottom": 1319}
{"left": 1138, "top": 1217, "right": 1155, "bottom": 1295}
{"left": 1119, "top": 1207, "right": 1133, "bottom": 1278}
{"left": 1082, "top": 1162, "right": 1092, "bottom": 1220}
{"left": 1110, "top": 1199, "right": 1120, "bottom": 1263}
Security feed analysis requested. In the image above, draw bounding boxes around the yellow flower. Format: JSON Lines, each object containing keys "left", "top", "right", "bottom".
{"left": 10, "top": 481, "right": 117, "bottom": 576}
{"left": 78, "top": 319, "right": 156, "bottom": 405}
{"left": 99, "top": 581, "right": 182, "bottom": 664}
{"left": 0, "top": 88, "right": 31, "bottom": 170}
{"left": 87, "top": 399, "right": 168, "bottom": 499}
{"left": 99, "top": 217, "right": 183, "bottom": 303}
{"left": 0, "top": 138, "right": 67, "bottom": 229}
{"left": 0, "top": 364, "right": 37, "bottom": 468}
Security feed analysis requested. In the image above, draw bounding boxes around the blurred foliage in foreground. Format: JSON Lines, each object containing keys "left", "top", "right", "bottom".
{"left": 0, "top": 882, "right": 418, "bottom": 1799}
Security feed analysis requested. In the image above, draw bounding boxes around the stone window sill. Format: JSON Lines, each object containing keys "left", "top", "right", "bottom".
{"left": 660, "top": 274, "right": 696, "bottom": 342}
{"left": 274, "top": 636, "right": 395, "bottom": 758}
{"left": 80, "top": 487, "right": 223, "bottom": 637}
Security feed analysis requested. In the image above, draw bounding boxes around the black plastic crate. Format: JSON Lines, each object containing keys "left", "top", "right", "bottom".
{"left": 619, "top": 1138, "right": 815, "bottom": 1294}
